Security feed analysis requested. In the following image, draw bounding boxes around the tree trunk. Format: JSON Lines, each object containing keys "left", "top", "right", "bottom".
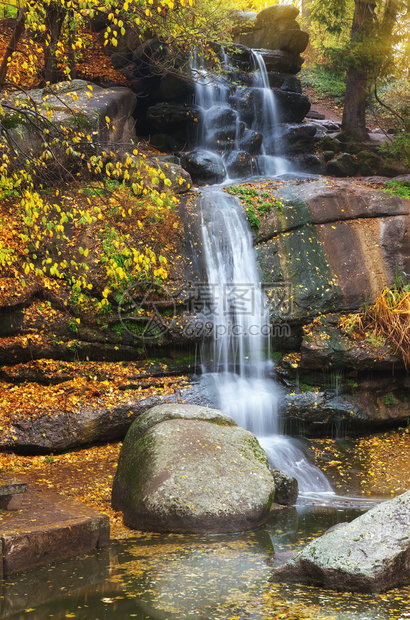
{"left": 67, "top": 11, "right": 77, "bottom": 80}
{"left": 342, "top": 0, "right": 401, "bottom": 138}
{"left": 301, "top": 0, "right": 312, "bottom": 31}
{"left": 43, "top": 3, "right": 66, "bottom": 84}
{"left": 341, "top": 0, "right": 376, "bottom": 139}
{"left": 342, "top": 67, "right": 369, "bottom": 139}
{"left": 0, "top": 8, "right": 27, "bottom": 90}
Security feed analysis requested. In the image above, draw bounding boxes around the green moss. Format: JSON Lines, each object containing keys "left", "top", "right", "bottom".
{"left": 246, "top": 203, "right": 260, "bottom": 229}
{"left": 383, "top": 179, "right": 410, "bottom": 199}
{"left": 2, "top": 113, "right": 26, "bottom": 130}
{"left": 385, "top": 393, "right": 395, "bottom": 407}
{"left": 298, "top": 382, "right": 316, "bottom": 392}
{"left": 112, "top": 323, "right": 125, "bottom": 337}
{"left": 71, "top": 112, "right": 94, "bottom": 130}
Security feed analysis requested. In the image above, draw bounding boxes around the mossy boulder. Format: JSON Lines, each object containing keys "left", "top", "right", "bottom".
{"left": 327, "top": 153, "right": 359, "bottom": 177}
{"left": 357, "top": 150, "right": 384, "bottom": 175}
{"left": 273, "top": 490, "right": 410, "bottom": 592}
{"left": 111, "top": 404, "right": 275, "bottom": 533}
{"left": 2, "top": 80, "right": 137, "bottom": 164}
{"left": 318, "top": 135, "right": 341, "bottom": 155}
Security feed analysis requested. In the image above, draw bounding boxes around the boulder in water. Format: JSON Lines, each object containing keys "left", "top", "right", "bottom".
{"left": 206, "top": 105, "right": 238, "bottom": 128}
{"left": 239, "top": 129, "right": 263, "bottom": 155}
{"left": 111, "top": 404, "right": 276, "bottom": 533}
{"left": 271, "top": 469, "right": 298, "bottom": 505}
{"left": 181, "top": 149, "right": 226, "bottom": 185}
{"left": 272, "top": 490, "right": 410, "bottom": 592}
{"left": 225, "top": 150, "right": 254, "bottom": 179}
{"left": 233, "top": 86, "right": 267, "bottom": 126}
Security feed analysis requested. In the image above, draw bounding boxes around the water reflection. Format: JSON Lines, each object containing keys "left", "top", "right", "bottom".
{"left": 2, "top": 500, "right": 410, "bottom": 620}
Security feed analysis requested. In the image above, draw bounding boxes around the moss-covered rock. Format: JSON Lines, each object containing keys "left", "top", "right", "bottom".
{"left": 327, "top": 153, "right": 359, "bottom": 177}
{"left": 273, "top": 490, "right": 410, "bottom": 592}
{"left": 357, "top": 150, "right": 384, "bottom": 175}
{"left": 111, "top": 404, "right": 275, "bottom": 533}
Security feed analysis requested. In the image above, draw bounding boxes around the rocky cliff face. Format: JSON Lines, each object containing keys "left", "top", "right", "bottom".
{"left": 236, "top": 4, "right": 309, "bottom": 62}
{"left": 254, "top": 178, "right": 410, "bottom": 323}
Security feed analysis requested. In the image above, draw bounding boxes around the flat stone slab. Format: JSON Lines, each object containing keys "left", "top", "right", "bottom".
{"left": 0, "top": 489, "right": 110, "bottom": 576}
{"left": 0, "top": 479, "right": 27, "bottom": 510}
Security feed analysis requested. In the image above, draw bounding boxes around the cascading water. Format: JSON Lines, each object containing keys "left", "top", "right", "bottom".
{"left": 198, "top": 189, "right": 333, "bottom": 496}
{"left": 191, "top": 45, "right": 332, "bottom": 496}
{"left": 190, "top": 49, "right": 291, "bottom": 181}
{"left": 250, "top": 51, "right": 290, "bottom": 177}
{"left": 190, "top": 51, "right": 231, "bottom": 149}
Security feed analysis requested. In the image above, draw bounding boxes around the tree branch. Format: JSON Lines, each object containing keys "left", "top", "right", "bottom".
{"left": 374, "top": 82, "right": 405, "bottom": 124}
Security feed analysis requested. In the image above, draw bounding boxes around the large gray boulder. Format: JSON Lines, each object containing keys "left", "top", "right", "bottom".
{"left": 111, "top": 404, "right": 275, "bottom": 533}
{"left": 273, "top": 490, "right": 410, "bottom": 592}
{"left": 238, "top": 5, "right": 309, "bottom": 61}
{"left": 2, "top": 80, "right": 137, "bottom": 162}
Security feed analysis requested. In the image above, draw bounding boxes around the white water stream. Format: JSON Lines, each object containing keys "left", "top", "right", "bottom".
{"left": 190, "top": 49, "right": 292, "bottom": 181}
{"left": 199, "top": 190, "right": 333, "bottom": 495}
{"left": 193, "top": 50, "right": 333, "bottom": 496}
{"left": 251, "top": 50, "right": 291, "bottom": 177}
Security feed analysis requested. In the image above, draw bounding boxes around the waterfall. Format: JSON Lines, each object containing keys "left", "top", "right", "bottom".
{"left": 198, "top": 189, "right": 333, "bottom": 496}
{"left": 251, "top": 50, "right": 290, "bottom": 177}
{"left": 191, "top": 46, "right": 332, "bottom": 496}
{"left": 190, "top": 49, "right": 291, "bottom": 182}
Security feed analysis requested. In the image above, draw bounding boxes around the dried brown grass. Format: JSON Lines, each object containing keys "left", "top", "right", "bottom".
{"left": 342, "top": 287, "right": 410, "bottom": 371}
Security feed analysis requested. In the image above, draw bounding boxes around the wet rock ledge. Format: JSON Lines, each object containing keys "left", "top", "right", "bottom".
{"left": 0, "top": 359, "right": 201, "bottom": 453}
{"left": 0, "top": 486, "right": 109, "bottom": 576}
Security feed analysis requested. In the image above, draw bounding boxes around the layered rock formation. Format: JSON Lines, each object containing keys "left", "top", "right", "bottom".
{"left": 236, "top": 4, "right": 309, "bottom": 65}
{"left": 254, "top": 178, "right": 410, "bottom": 322}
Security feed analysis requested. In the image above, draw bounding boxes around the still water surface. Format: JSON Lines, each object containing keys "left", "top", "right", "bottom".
{"left": 2, "top": 495, "right": 410, "bottom": 620}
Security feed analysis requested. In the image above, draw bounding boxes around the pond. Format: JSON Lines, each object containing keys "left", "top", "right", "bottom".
{"left": 2, "top": 493, "right": 410, "bottom": 620}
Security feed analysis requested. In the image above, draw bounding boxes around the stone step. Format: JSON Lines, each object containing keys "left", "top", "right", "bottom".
{"left": 0, "top": 489, "right": 110, "bottom": 576}
{"left": 306, "top": 109, "right": 326, "bottom": 120}
{"left": 0, "top": 479, "right": 27, "bottom": 510}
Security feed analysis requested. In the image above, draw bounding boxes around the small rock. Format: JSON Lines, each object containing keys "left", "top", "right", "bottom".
{"left": 270, "top": 469, "right": 298, "bottom": 505}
